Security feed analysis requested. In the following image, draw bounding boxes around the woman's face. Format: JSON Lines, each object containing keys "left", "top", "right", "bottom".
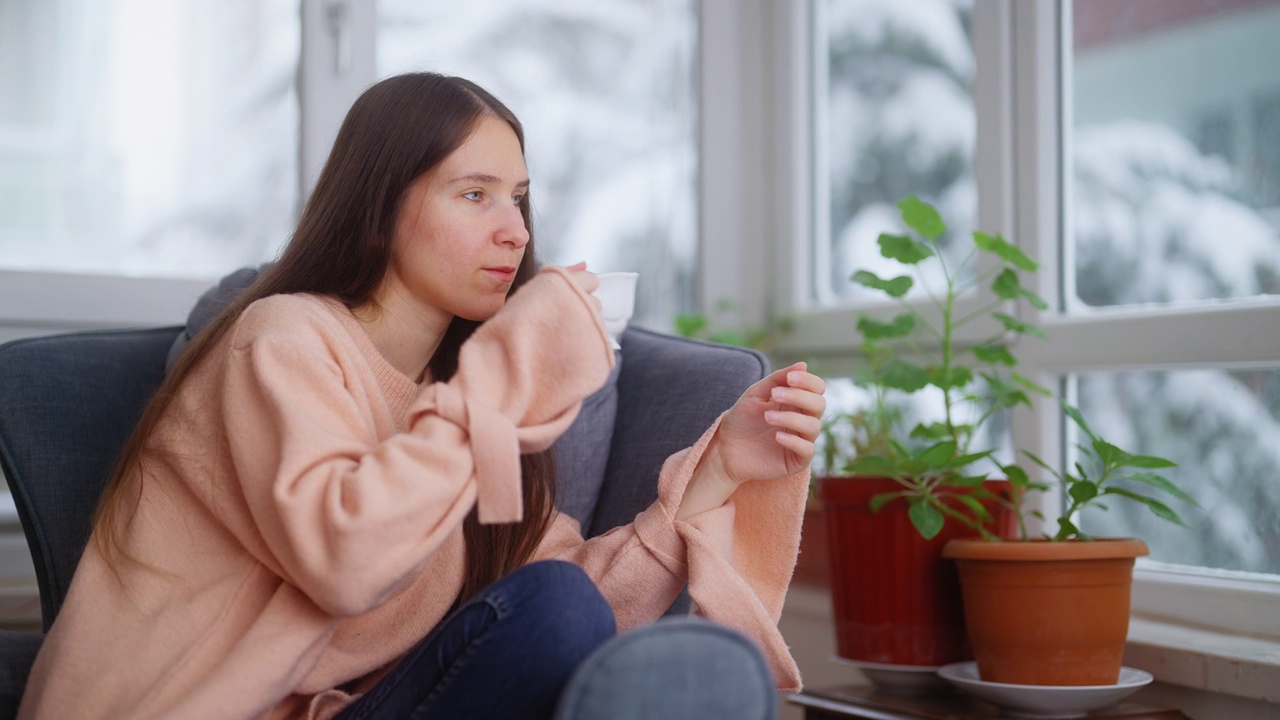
{"left": 381, "top": 115, "right": 531, "bottom": 323}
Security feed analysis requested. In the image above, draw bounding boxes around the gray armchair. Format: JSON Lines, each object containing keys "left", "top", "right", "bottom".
{"left": 0, "top": 314, "right": 772, "bottom": 718}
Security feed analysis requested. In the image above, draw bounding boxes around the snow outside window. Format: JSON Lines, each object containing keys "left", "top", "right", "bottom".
{"left": 813, "top": 0, "right": 977, "bottom": 306}
{"left": 1070, "top": 0, "right": 1280, "bottom": 309}
{"left": 0, "top": 0, "right": 300, "bottom": 279}
{"left": 376, "top": 0, "right": 699, "bottom": 331}
{"left": 1067, "top": 1, "right": 1280, "bottom": 577}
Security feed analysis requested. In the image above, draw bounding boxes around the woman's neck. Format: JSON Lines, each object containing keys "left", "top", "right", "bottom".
{"left": 352, "top": 292, "right": 452, "bottom": 382}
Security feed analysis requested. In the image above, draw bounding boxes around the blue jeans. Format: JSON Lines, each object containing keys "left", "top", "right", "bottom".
{"left": 334, "top": 560, "right": 617, "bottom": 720}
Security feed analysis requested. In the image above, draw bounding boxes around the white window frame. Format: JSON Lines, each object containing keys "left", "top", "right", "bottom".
{"left": 0, "top": 0, "right": 372, "bottom": 340}
{"left": 698, "top": 0, "right": 1280, "bottom": 705}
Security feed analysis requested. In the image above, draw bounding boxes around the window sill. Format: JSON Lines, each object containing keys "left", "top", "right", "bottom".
{"left": 1126, "top": 615, "right": 1280, "bottom": 706}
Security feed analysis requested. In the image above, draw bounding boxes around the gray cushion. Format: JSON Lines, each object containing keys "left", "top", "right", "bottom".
{"left": 552, "top": 355, "right": 621, "bottom": 531}
{"left": 169, "top": 266, "right": 622, "bottom": 532}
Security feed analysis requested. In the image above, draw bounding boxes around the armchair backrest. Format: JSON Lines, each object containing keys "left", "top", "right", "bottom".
{"left": 591, "top": 327, "right": 768, "bottom": 536}
{"left": 0, "top": 327, "right": 179, "bottom": 630}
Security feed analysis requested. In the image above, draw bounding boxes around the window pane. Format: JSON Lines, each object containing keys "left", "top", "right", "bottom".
{"left": 1076, "top": 368, "right": 1280, "bottom": 575}
{"left": 376, "top": 0, "right": 698, "bottom": 329}
{"left": 815, "top": 0, "right": 977, "bottom": 305}
{"left": 0, "top": 0, "right": 300, "bottom": 279}
{"left": 1070, "top": 0, "right": 1280, "bottom": 308}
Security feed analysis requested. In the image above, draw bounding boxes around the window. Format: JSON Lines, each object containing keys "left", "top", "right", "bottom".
{"left": 1066, "top": 0, "right": 1280, "bottom": 576}
{"left": 0, "top": 0, "right": 299, "bottom": 279}
{"left": 764, "top": 2, "right": 1280, "bottom": 694}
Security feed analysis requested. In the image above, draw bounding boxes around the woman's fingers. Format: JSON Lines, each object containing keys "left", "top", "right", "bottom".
{"left": 764, "top": 409, "right": 822, "bottom": 440}
{"left": 773, "top": 430, "right": 816, "bottom": 459}
{"left": 769, "top": 383, "right": 826, "bottom": 419}
{"left": 785, "top": 366, "right": 826, "bottom": 395}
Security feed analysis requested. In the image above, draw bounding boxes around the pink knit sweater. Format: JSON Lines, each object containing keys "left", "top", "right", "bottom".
{"left": 18, "top": 268, "right": 808, "bottom": 720}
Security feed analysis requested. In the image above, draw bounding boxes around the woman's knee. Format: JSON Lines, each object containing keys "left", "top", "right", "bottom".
{"left": 553, "top": 617, "right": 778, "bottom": 720}
{"left": 493, "top": 560, "right": 616, "bottom": 657}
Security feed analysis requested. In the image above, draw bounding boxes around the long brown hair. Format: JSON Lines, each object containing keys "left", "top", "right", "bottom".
{"left": 95, "top": 73, "right": 556, "bottom": 606}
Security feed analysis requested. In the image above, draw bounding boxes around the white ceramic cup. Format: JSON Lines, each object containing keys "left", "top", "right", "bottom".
{"left": 591, "top": 271, "right": 638, "bottom": 350}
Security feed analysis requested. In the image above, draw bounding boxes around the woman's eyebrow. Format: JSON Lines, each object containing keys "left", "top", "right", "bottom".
{"left": 446, "top": 173, "right": 530, "bottom": 189}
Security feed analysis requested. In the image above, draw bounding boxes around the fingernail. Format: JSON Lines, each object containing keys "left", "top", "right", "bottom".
{"left": 765, "top": 410, "right": 780, "bottom": 423}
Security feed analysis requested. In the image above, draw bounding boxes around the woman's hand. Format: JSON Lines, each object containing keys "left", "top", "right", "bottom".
{"left": 676, "top": 363, "right": 826, "bottom": 520}
{"left": 716, "top": 362, "right": 825, "bottom": 484}
{"left": 562, "top": 261, "right": 602, "bottom": 315}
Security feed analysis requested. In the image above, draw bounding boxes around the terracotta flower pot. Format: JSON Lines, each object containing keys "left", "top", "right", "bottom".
{"left": 819, "top": 476, "right": 1016, "bottom": 668}
{"left": 943, "top": 537, "right": 1149, "bottom": 686}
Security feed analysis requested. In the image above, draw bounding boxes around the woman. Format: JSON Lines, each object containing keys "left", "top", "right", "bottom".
{"left": 18, "top": 73, "right": 825, "bottom": 720}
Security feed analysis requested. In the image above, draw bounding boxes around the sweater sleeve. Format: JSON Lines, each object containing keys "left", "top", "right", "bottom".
{"left": 221, "top": 268, "right": 614, "bottom": 618}
{"left": 533, "top": 417, "right": 809, "bottom": 692}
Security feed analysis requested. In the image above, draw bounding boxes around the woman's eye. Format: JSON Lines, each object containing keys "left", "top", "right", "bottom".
{"left": 511, "top": 194, "right": 525, "bottom": 206}
{"left": 462, "top": 191, "right": 483, "bottom": 202}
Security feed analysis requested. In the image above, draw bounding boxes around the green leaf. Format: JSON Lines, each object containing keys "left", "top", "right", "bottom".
{"left": 918, "top": 440, "right": 958, "bottom": 467}
{"left": 851, "top": 270, "right": 913, "bottom": 298}
{"left": 909, "top": 422, "right": 953, "bottom": 441}
{"left": 848, "top": 455, "right": 900, "bottom": 477}
{"left": 1011, "top": 372, "right": 1054, "bottom": 397}
{"left": 993, "top": 312, "right": 1048, "bottom": 340}
{"left": 1056, "top": 517, "right": 1084, "bottom": 541}
{"left": 869, "top": 491, "right": 905, "bottom": 513}
{"left": 1061, "top": 402, "right": 1097, "bottom": 441}
{"left": 1092, "top": 439, "right": 1125, "bottom": 470}
{"left": 1126, "top": 472, "right": 1200, "bottom": 507}
{"left": 951, "top": 450, "right": 995, "bottom": 468}
{"left": 950, "top": 474, "right": 988, "bottom": 487}
{"left": 1022, "top": 450, "right": 1057, "bottom": 477}
{"left": 857, "top": 313, "right": 918, "bottom": 339}
{"left": 1118, "top": 454, "right": 1178, "bottom": 470}
{"left": 900, "top": 458, "right": 929, "bottom": 477}
{"left": 898, "top": 195, "right": 947, "bottom": 240}
{"left": 1103, "top": 487, "right": 1188, "bottom": 526}
{"left": 973, "top": 230, "right": 1037, "bottom": 271}
{"left": 877, "top": 233, "right": 934, "bottom": 264}
{"left": 973, "top": 345, "right": 1016, "bottom": 366}
{"left": 674, "top": 313, "right": 707, "bottom": 337}
{"left": 708, "top": 330, "right": 748, "bottom": 347}
{"left": 908, "top": 499, "right": 945, "bottom": 540}
{"left": 932, "top": 365, "right": 974, "bottom": 390}
{"left": 880, "top": 360, "right": 931, "bottom": 392}
{"left": 951, "top": 493, "right": 992, "bottom": 523}
{"left": 1068, "top": 481, "right": 1098, "bottom": 504}
{"left": 991, "top": 268, "right": 1050, "bottom": 310}
{"left": 1001, "top": 464, "right": 1029, "bottom": 487}
{"left": 1021, "top": 287, "right": 1049, "bottom": 310}
{"left": 991, "top": 268, "right": 1021, "bottom": 301}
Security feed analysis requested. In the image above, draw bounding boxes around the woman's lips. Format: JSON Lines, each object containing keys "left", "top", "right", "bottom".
{"left": 484, "top": 267, "right": 516, "bottom": 282}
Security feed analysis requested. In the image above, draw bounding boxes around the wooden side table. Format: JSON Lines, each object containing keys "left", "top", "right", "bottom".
{"left": 788, "top": 684, "right": 1190, "bottom": 720}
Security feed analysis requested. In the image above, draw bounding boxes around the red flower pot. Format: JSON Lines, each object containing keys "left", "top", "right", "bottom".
{"left": 819, "top": 475, "right": 1016, "bottom": 668}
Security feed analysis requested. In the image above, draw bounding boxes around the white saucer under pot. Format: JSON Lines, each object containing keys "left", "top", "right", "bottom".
{"left": 936, "top": 661, "right": 1154, "bottom": 719}
{"left": 830, "top": 656, "right": 952, "bottom": 696}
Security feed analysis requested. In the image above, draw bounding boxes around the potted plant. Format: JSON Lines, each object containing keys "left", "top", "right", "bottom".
{"left": 819, "top": 195, "right": 1047, "bottom": 674}
{"left": 943, "top": 403, "right": 1196, "bottom": 686}
{"left": 818, "top": 195, "right": 1197, "bottom": 689}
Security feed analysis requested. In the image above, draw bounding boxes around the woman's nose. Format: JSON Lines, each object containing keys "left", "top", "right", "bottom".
{"left": 497, "top": 203, "right": 530, "bottom": 248}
